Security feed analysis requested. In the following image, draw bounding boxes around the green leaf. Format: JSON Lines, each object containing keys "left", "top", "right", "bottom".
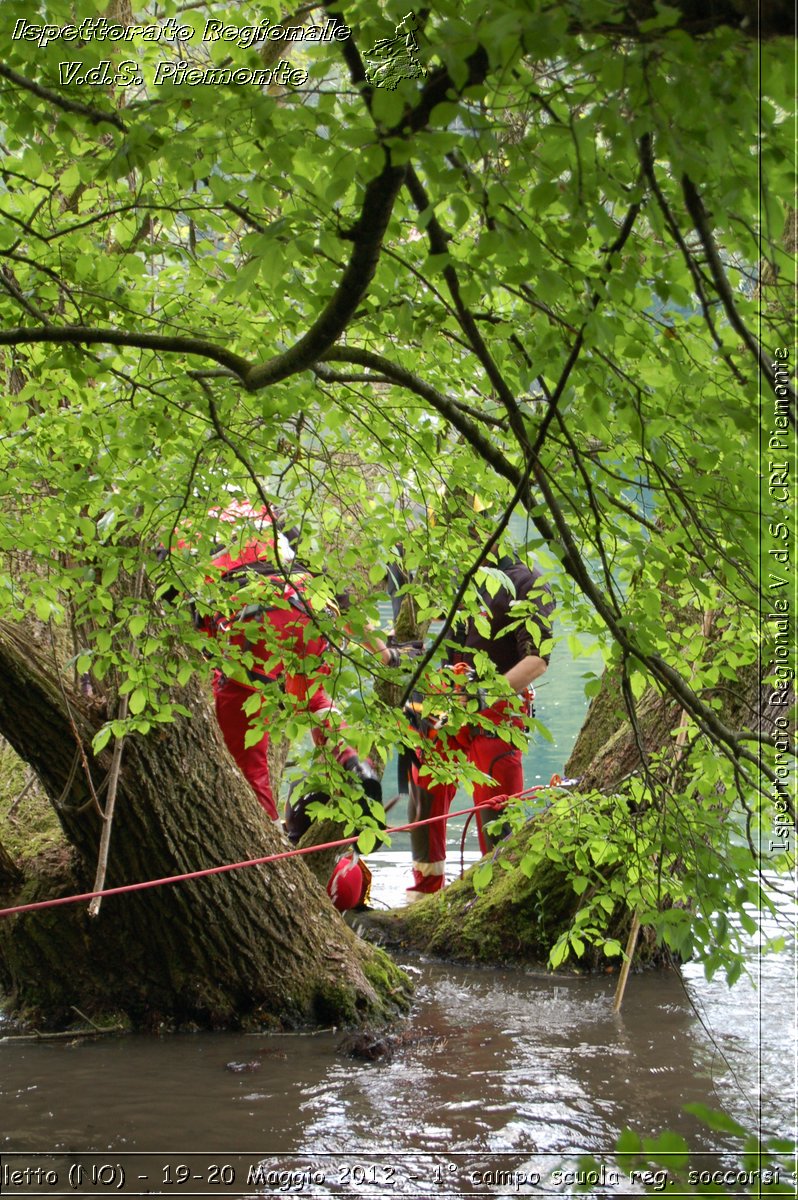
{"left": 615, "top": 1129, "right": 643, "bottom": 1159}
{"left": 101, "top": 561, "right": 119, "bottom": 587}
{"left": 357, "top": 828, "right": 377, "bottom": 855}
{"left": 549, "top": 935, "right": 570, "bottom": 968}
{"left": 92, "top": 726, "right": 113, "bottom": 754}
{"left": 244, "top": 725, "right": 264, "bottom": 749}
{"left": 643, "top": 1130, "right": 689, "bottom": 1168}
{"left": 472, "top": 862, "right": 494, "bottom": 892}
{"left": 683, "top": 1104, "right": 746, "bottom": 1137}
{"left": 34, "top": 597, "right": 52, "bottom": 621}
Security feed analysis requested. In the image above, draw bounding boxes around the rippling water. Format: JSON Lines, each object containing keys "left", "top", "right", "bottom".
{"left": 1, "top": 632, "right": 795, "bottom": 1195}
{"left": 1, "top": 852, "right": 795, "bottom": 1197}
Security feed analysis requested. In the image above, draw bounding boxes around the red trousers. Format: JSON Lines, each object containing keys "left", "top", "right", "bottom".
{"left": 212, "top": 605, "right": 342, "bottom": 821}
{"left": 408, "top": 709, "right": 526, "bottom": 894}
{"left": 214, "top": 677, "right": 277, "bottom": 818}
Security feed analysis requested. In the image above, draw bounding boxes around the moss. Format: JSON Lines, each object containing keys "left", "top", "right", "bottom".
{"left": 304, "top": 940, "right": 413, "bottom": 1029}
{"left": 311, "top": 980, "right": 363, "bottom": 1027}
{"left": 395, "top": 845, "right": 574, "bottom": 965}
{"left": 565, "top": 673, "right": 626, "bottom": 779}
{"left": 358, "top": 804, "right": 641, "bottom": 971}
{"left": 361, "top": 944, "right": 413, "bottom": 1012}
{"left": 240, "top": 1006, "right": 285, "bottom": 1033}
{"left": 0, "top": 739, "right": 63, "bottom": 863}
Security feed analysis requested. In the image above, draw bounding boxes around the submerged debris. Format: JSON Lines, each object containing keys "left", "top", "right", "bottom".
{"left": 224, "top": 1046, "right": 289, "bottom": 1072}
{"left": 338, "top": 1028, "right": 447, "bottom": 1064}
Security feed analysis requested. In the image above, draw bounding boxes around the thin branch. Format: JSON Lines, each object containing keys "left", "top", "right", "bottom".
{"left": 314, "top": 362, "right": 508, "bottom": 429}
{"left": 0, "top": 269, "right": 49, "bottom": 324}
{"left": 0, "top": 325, "right": 251, "bottom": 378}
{"left": 403, "top": 165, "right": 531, "bottom": 452}
{"left": 397, "top": 458, "right": 538, "bottom": 708}
{"left": 245, "top": 159, "right": 406, "bottom": 388}
{"left": 0, "top": 63, "right": 128, "bottom": 132}
{"left": 682, "top": 172, "right": 798, "bottom": 416}
{"left": 8, "top": 771, "right": 37, "bottom": 819}
{"left": 87, "top": 561, "right": 147, "bottom": 918}
{"left": 638, "top": 131, "right": 748, "bottom": 386}
{"left": 320, "top": 346, "right": 519, "bottom": 485}
{"left": 312, "top": 365, "right": 395, "bottom": 386}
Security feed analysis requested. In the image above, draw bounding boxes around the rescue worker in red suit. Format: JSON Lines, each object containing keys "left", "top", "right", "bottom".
{"left": 406, "top": 552, "right": 555, "bottom": 900}
{"left": 190, "top": 501, "right": 394, "bottom": 829}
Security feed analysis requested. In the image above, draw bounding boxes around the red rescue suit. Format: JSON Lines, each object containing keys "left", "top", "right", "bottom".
{"left": 196, "top": 504, "right": 347, "bottom": 821}
{"left": 211, "top": 597, "right": 337, "bottom": 822}
{"left": 407, "top": 692, "right": 531, "bottom": 895}
{"left": 407, "top": 557, "right": 554, "bottom": 897}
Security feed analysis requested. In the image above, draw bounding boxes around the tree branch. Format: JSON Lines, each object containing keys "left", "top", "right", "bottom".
{"left": 638, "top": 131, "right": 748, "bottom": 386}
{"left": 319, "top": 346, "right": 519, "bottom": 485}
{"left": 681, "top": 172, "right": 798, "bottom": 415}
{"left": 245, "top": 159, "right": 407, "bottom": 389}
{"left": 403, "top": 164, "right": 531, "bottom": 453}
{"left": 0, "top": 325, "right": 251, "bottom": 378}
{"left": 247, "top": 31, "right": 491, "bottom": 390}
{"left": 0, "top": 63, "right": 128, "bottom": 132}
{"left": 397, "top": 453, "right": 541, "bottom": 708}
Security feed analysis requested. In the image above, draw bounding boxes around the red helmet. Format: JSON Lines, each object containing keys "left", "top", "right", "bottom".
{"left": 327, "top": 854, "right": 372, "bottom": 912}
{"left": 207, "top": 500, "right": 294, "bottom": 577}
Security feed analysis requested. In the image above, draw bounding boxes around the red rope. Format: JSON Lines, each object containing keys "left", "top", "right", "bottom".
{"left": 0, "top": 785, "right": 546, "bottom": 920}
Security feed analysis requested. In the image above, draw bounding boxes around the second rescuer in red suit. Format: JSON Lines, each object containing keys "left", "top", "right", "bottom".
{"left": 406, "top": 553, "right": 555, "bottom": 899}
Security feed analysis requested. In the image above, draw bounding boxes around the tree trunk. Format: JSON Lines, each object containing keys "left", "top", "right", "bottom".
{"left": 0, "top": 622, "right": 411, "bottom": 1030}
{"left": 0, "top": 835, "right": 20, "bottom": 888}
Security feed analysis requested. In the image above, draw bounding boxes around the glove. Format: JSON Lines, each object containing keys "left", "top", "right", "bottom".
{"left": 384, "top": 639, "right": 425, "bottom": 667}
{"left": 450, "top": 662, "right": 489, "bottom": 712}
{"left": 400, "top": 640, "right": 426, "bottom": 660}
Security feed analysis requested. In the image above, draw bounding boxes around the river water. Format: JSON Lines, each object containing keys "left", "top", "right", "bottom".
{"left": 1, "top": 635, "right": 796, "bottom": 1197}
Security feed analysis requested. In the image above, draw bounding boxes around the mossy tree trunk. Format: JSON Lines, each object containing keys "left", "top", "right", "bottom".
{"left": 0, "top": 621, "right": 411, "bottom": 1030}
{"left": 358, "top": 803, "right": 651, "bottom": 971}
{"left": 0, "top": 835, "right": 20, "bottom": 888}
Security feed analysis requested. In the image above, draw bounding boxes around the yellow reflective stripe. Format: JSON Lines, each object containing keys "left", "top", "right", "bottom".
{"left": 412, "top": 860, "right": 445, "bottom": 876}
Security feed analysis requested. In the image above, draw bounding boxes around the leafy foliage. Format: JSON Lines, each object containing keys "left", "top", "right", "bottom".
{"left": 597, "top": 1109, "right": 797, "bottom": 1196}
{"left": 0, "top": 0, "right": 793, "bottom": 979}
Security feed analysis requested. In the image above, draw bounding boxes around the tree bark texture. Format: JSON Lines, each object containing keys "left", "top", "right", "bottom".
{"left": 0, "top": 622, "right": 411, "bottom": 1030}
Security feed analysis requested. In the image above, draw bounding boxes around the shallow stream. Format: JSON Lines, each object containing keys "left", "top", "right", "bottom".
{"left": 0, "top": 896, "right": 794, "bottom": 1196}
{"left": 1, "top": 634, "right": 795, "bottom": 1196}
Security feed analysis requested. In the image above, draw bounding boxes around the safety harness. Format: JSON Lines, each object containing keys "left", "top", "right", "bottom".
{"left": 197, "top": 543, "right": 334, "bottom": 689}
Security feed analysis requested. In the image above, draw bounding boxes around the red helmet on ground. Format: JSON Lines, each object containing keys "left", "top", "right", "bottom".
{"left": 327, "top": 854, "right": 372, "bottom": 912}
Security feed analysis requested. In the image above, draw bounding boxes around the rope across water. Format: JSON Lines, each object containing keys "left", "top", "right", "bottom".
{"left": 0, "top": 787, "right": 549, "bottom": 920}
